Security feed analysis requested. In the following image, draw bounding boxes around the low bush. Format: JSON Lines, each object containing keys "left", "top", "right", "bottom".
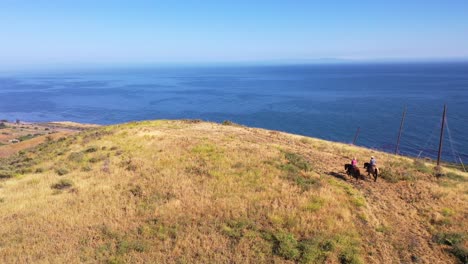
{"left": 272, "top": 232, "right": 300, "bottom": 260}
{"left": 284, "top": 152, "right": 312, "bottom": 172}
{"left": 51, "top": 179, "right": 74, "bottom": 190}
{"left": 68, "top": 152, "right": 85, "bottom": 162}
{"left": 56, "top": 168, "right": 69, "bottom": 176}
{"left": 413, "top": 159, "right": 431, "bottom": 174}
{"left": 0, "top": 170, "right": 14, "bottom": 179}
{"left": 85, "top": 146, "right": 98, "bottom": 153}
{"left": 433, "top": 232, "right": 465, "bottom": 246}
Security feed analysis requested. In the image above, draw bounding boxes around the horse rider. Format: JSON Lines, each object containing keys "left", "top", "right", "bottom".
{"left": 369, "top": 156, "right": 376, "bottom": 170}
{"left": 351, "top": 157, "right": 358, "bottom": 168}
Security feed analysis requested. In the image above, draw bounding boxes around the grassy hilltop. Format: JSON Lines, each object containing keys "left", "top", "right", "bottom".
{"left": 0, "top": 120, "right": 466, "bottom": 263}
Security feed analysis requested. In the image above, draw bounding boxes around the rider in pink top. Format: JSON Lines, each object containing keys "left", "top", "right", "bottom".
{"left": 351, "top": 157, "right": 357, "bottom": 167}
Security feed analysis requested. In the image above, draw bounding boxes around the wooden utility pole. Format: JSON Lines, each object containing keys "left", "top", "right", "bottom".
{"left": 352, "top": 127, "right": 360, "bottom": 145}
{"left": 395, "top": 106, "right": 407, "bottom": 155}
{"left": 437, "top": 104, "right": 447, "bottom": 166}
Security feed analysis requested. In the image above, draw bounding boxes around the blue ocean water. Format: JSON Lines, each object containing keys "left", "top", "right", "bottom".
{"left": 1, "top": 63, "right": 467, "bottom": 163}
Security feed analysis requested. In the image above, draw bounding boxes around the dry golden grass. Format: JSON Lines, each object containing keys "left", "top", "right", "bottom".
{"left": 0, "top": 120, "right": 466, "bottom": 263}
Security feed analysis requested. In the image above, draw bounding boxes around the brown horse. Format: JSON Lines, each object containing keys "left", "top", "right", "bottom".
{"left": 364, "top": 162, "right": 378, "bottom": 182}
{"left": 345, "top": 164, "right": 361, "bottom": 181}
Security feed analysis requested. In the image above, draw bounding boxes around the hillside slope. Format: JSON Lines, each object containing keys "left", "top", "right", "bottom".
{"left": 0, "top": 120, "right": 466, "bottom": 263}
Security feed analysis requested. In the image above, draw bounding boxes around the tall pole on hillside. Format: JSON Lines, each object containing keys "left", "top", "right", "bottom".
{"left": 395, "top": 105, "right": 407, "bottom": 155}
{"left": 437, "top": 104, "right": 447, "bottom": 166}
{"left": 352, "top": 127, "right": 360, "bottom": 145}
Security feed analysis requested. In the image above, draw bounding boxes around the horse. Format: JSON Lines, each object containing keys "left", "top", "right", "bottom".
{"left": 345, "top": 164, "right": 361, "bottom": 181}
{"left": 363, "top": 162, "right": 378, "bottom": 182}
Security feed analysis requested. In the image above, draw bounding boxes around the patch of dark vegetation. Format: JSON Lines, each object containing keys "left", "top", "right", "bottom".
{"left": 117, "top": 239, "right": 147, "bottom": 254}
{"left": 0, "top": 150, "right": 40, "bottom": 178}
{"left": 433, "top": 232, "right": 467, "bottom": 263}
{"left": 269, "top": 232, "right": 301, "bottom": 260}
{"left": 413, "top": 159, "right": 431, "bottom": 174}
{"left": 68, "top": 151, "right": 85, "bottom": 162}
{"left": 85, "top": 146, "right": 98, "bottom": 153}
{"left": 18, "top": 133, "right": 42, "bottom": 141}
{"left": 0, "top": 122, "right": 7, "bottom": 129}
{"left": 137, "top": 218, "right": 178, "bottom": 241}
{"left": 89, "top": 154, "right": 106, "bottom": 163}
{"left": 51, "top": 179, "right": 74, "bottom": 190}
{"left": 220, "top": 218, "right": 359, "bottom": 263}
{"left": 450, "top": 244, "right": 468, "bottom": 264}
{"left": 0, "top": 170, "right": 14, "bottom": 179}
{"left": 221, "top": 218, "right": 256, "bottom": 241}
{"left": 81, "top": 129, "right": 114, "bottom": 144}
{"left": 56, "top": 167, "right": 69, "bottom": 176}
{"left": 278, "top": 151, "right": 317, "bottom": 191}
{"left": 182, "top": 119, "right": 202, "bottom": 124}
{"left": 222, "top": 120, "right": 243, "bottom": 126}
{"left": 433, "top": 232, "right": 465, "bottom": 246}
{"left": 81, "top": 165, "right": 92, "bottom": 172}
{"left": 283, "top": 152, "right": 312, "bottom": 172}
{"left": 92, "top": 224, "right": 153, "bottom": 263}
{"left": 379, "top": 160, "right": 417, "bottom": 182}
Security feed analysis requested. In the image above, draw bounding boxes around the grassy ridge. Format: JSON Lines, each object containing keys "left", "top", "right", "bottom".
{"left": 0, "top": 120, "right": 466, "bottom": 263}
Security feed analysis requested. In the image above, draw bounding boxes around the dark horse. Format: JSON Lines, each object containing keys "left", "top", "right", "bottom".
{"left": 364, "top": 162, "right": 378, "bottom": 182}
{"left": 344, "top": 164, "right": 361, "bottom": 181}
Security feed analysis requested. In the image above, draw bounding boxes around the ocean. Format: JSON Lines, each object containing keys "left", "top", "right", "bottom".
{"left": 1, "top": 62, "right": 467, "bottom": 163}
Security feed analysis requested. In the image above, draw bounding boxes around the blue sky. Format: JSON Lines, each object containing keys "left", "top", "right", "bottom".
{"left": 1, "top": 0, "right": 468, "bottom": 69}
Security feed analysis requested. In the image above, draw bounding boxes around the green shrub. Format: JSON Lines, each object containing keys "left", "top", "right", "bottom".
{"left": 18, "top": 134, "right": 37, "bottom": 141}
{"left": 117, "top": 239, "right": 147, "bottom": 254}
{"left": 450, "top": 243, "right": 468, "bottom": 264}
{"left": 222, "top": 120, "right": 234, "bottom": 126}
{"left": 284, "top": 152, "right": 312, "bottom": 172}
{"left": 272, "top": 232, "right": 300, "bottom": 260}
{"left": 434, "top": 232, "right": 467, "bottom": 263}
{"left": 433, "top": 232, "right": 465, "bottom": 246}
{"left": 379, "top": 167, "right": 415, "bottom": 183}
{"left": 299, "top": 238, "right": 334, "bottom": 263}
{"left": 413, "top": 159, "right": 431, "bottom": 174}
{"left": 0, "top": 170, "right": 14, "bottom": 179}
{"left": 68, "top": 152, "right": 85, "bottom": 162}
{"left": 51, "top": 179, "right": 74, "bottom": 190}
{"left": 56, "top": 168, "right": 69, "bottom": 176}
{"left": 85, "top": 146, "right": 98, "bottom": 153}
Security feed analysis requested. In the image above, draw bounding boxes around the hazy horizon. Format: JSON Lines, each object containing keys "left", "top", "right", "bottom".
{"left": 1, "top": 1, "right": 468, "bottom": 71}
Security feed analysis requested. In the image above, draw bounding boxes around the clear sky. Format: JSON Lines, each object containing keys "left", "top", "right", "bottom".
{"left": 1, "top": 0, "right": 468, "bottom": 69}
